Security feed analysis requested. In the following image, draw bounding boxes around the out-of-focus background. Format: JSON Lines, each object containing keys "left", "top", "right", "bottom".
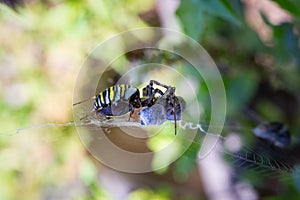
{"left": 1, "top": 0, "right": 300, "bottom": 199}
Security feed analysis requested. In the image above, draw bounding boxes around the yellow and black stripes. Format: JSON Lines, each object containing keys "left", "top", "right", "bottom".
{"left": 93, "top": 84, "right": 138, "bottom": 112}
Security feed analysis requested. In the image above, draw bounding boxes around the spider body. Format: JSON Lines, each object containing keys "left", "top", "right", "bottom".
{"left": 139, "top": 80, "right": 186, "bottom": 134}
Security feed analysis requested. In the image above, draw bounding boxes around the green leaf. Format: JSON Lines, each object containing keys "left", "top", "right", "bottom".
{"left": 271, "top": 0, "right": 300, "bottom": 18}
{"left": 200, "top": 0, "right": 241, "bottom": 26}
{"left": 176, "top": 0, "right": 205, "bottom": 40}
{"left": 176, "top": 0, "right": 242, "bottom": 41}
{"left": 225, "top": 70, "right": 259, "bottom": 115}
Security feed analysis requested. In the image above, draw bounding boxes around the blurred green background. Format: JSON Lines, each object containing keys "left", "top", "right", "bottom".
{"left": 1, "top": 0, "right": 300, "bottom": 199}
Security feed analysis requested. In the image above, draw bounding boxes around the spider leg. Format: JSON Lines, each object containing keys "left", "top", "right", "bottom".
{"left": 142, "top": 85, "right": 152, "bottom": 97}
{"left": 128, "top": 110, "right": 134, "bottom": 121}
{"left": 142, "top": 83, "right": 155, "bottom": 106}
{"left": 143, "top": 81, "right": 165, "bottom": 97}
{"left": 73, "top": 96, "right": 96, "bottom": 106}
{"left": 150, "top": 80, "right": 169, "bottom": 90}
{"left": 141, "top": 83, "right": 164, "bottom": 107}
{"left": 144, "top": 88, "right": 164, "bottom": 107}
{"left": 173, "top": 97, "right": 177, "bottom": 135}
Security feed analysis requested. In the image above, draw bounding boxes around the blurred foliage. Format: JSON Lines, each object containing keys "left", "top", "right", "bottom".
{"left": 175, "top": 0, "right": 300, "bottom": 199}
{"left": 0, "top": 0, "right": 153, "bottom": 199}
{"left": 271, "top": 0, "right": 300, "bottom": 18}
{"left": 176, "top": 0, "right": 242, "bottom": 40}
{"left": 128, "top": 186, "right": 171, "bottom": 200}
{"left": 176, "top": 0, "right": 300, "bottom": 123}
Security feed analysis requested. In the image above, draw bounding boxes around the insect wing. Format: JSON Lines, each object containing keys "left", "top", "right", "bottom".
{"left": 110, "top": 99, "right": 133, "bottom": 116}
{"left": 109, "top": 87, "right": 137, "bottom": 116}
